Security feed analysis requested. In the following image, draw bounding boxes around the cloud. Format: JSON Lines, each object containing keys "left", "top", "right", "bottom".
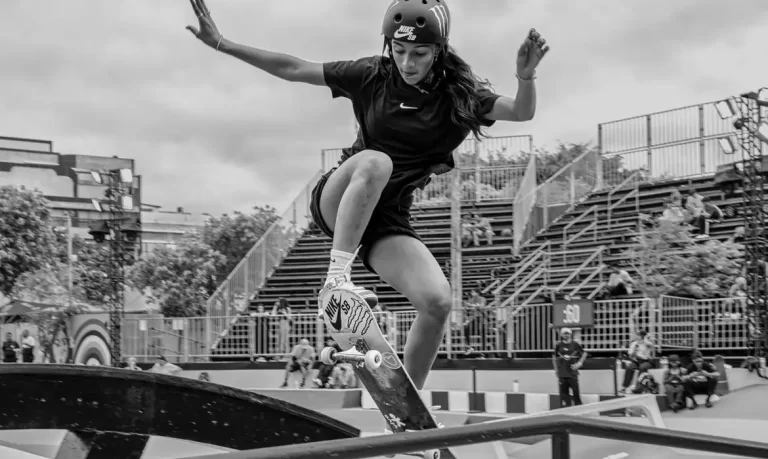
{"left": 2, "top": 0, "right": 767, "bottom": 215}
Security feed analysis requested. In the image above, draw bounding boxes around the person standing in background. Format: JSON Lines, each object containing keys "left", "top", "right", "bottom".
{"left": 3, "top": 332, "right": 19, "bottom": 363}
{"left": 553, "top": 328, "right": 587, "bottom": 407}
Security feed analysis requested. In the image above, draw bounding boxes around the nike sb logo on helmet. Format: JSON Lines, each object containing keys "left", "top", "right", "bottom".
{"left": 393, "top": 25, "right": 416, "bottom": 41}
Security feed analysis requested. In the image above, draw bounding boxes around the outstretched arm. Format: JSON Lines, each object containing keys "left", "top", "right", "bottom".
{"left": 485, "top": 29, "right": 549, "bottom": 122}
{"left": 186, "top": 0, "right": 325, "bottom": 85}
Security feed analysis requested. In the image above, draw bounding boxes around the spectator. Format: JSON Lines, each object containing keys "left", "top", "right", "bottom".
{"left": 272, "top": 298, "right": 292, "bottom": 356}
{"left": 629, "top": 367, "right": 660, "bottom": 395}
{"left": 659, "top": 198, "right": 684, "bottom": 224}
{"left": 461, "top": 215, "right": 474, "bottom": 248}
{"left": 670, "top": 188, "right": 683, "bottom": 207}
{"left": 606, "top": 267, "right": 635, "bottom": 297}
{"left": 684, "top": 189, "right": 708, "bottom": 238}
{"left": 463, "top": 290, "right": 489, "bottom": 354}
{"left": 683, "top": 352, "right": 720, "bottom": 409}
{"left": 470, "top": 212, "right": 494, "bottom": 246}
{"left": 198, "top": 371, "right": 211, "bottom": 382}
{"left": 125, "top": 357, "right": 142, "bottom": 371}
{"left": 2, "top": 332, "right": 19, "bottom": 363}
{"left": 20, "top": 330, "right": 35, "bottom": 363}
{"left": 727, "top": 226, "right": 745, "bottom": 244}
{"left": 620, "top": 330, "right": 654, "bottom": 394}
{"left": 663, "top": 354, "right": 686, "bottom": 412}
{"left": 280, "top": 338, "right": 315, "bottom": 389}
{"left": 314, "top": 338, "right": 341, "bottom": 388}
{"left": 552, "top": 327, "right": 587, "bottom": 407}
{"left": 149, "top": 355, "right": 182, "bottom": 376}
{"left": 702, "top": 196, "right": 723, "bottom": 224}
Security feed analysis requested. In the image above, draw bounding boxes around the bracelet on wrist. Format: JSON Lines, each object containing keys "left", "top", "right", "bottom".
{"left": 516, "top": 72, "right": 536, "bottom": 81}
{"left": 215, "top": 35, "right": 224, "bottom": 51}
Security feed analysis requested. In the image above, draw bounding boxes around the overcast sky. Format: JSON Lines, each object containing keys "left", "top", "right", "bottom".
{"left": 3, "top": 0, "right": 767, "bottom": 216}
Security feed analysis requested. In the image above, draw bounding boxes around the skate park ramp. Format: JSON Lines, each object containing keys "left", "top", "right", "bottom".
{"left": 316, "top": 386, "right": 768, "bottom": 459}
{"left": 504, "top": 385, "right": 768, "bottom": 459}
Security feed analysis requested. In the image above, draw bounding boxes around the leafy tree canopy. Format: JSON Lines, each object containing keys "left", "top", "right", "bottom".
{"left": 126, "top": 232, "right": 227, "bottom": 317}
{"left": 0, "top": 186, "right": 57, "bottom": 295}
{"left": 622, "top": 220, "right": 743, "bottom": 299}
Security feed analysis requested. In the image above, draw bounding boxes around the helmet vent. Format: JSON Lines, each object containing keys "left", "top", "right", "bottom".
{"left": 416, "top": 16, "right": 426, "bottom": 27}
{"left": 394, "top": 13, "right": 403, "bottom": 23}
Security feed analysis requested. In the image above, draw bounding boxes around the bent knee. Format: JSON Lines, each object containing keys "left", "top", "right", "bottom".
{"left": 353, "top": 150, "right": 393, "bottom": 183}
{"left": 415, "top": 282, "right": 453, "bottom": 320}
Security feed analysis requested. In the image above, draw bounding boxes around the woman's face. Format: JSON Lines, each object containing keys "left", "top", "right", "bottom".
{"left": 391, "top": 40, "right": 437, "bottom": 85}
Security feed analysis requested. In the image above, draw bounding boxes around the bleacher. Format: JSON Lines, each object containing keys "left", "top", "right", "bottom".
{"left": 490, "top": 174, "right": 745, "bottom": 308}
{"left": 250, "top": 200, "right": 518, "bottom": 312}
{"left": 211, "top": 168, "right": 750, "bottom": 360}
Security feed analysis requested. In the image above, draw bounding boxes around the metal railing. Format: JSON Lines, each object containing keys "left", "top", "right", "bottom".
{"left": 412, "top": 165, "right": 527, "bottom": 205}
{"left": 561, "top": 205, "right": 598, "bottom": 260}
{"left": 123, "top": 295, "right": 756, "bottom": 361}
{"left": 552, "top": 246, "right": 606, "bottom": 294}
{"left": 606, "top": 170, "right": 641, "bottom": 230}
{"left": 492, "top": 242, "right": 551, "bottom": 306}
{"left": 513, "top": 147, "right": 601, "bottom": 255}
{"left": 203, "top": 170, "right": 323, "bottom": 349}
{"left": 599, "top": 100, "right": 737, "bottom": 188}
{"left": 222, "top": 413, "right": 768, "bottom": 459}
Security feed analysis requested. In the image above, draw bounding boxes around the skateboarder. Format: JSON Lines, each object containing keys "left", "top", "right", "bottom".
{"left": 186, "top": 0, "right": 548, "bottom": 390}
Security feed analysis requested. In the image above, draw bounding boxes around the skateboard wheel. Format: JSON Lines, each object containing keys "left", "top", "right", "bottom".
{"left": 423, "top": 450, "right": 440, "bottom": 459}
{"left": 320, "top": 347, "right": 337, "bottom": 365}
{"left": 364, "top": 350, "right": 382, "bottom": 370}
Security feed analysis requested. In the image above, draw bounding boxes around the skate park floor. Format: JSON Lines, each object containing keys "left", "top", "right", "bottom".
{"left": 1, "top": 385, "right": 767, "bottom": 459}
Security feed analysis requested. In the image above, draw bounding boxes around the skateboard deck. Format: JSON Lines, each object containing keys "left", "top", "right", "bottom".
{"left": 320, "top": 287, "right": 456, "bottom": 458}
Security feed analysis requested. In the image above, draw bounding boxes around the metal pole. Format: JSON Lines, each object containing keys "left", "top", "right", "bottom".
{"left": 66, "top": 212, "right": 73, "bottom": 305}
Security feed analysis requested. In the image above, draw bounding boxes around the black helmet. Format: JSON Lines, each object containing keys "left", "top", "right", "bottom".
{"left": 382, "top": 0, "right": 451, "bottom": 45}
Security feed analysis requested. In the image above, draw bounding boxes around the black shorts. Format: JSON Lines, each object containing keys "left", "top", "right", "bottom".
{"left": 310, "top": 167, "right": 422, "bottom": 274}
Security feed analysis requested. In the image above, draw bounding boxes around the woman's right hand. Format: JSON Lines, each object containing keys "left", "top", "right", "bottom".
{"left": 186, "top": 0, "right": 223, "bottom": 49}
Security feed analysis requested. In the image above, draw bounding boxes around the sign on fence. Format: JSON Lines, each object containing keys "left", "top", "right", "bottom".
{"left": 552, "top": 299, "right": 595, "bottom": 328}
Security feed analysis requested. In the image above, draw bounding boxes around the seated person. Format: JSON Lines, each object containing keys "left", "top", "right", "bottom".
{"left": 620, "top": 330, "right": 654, "bottom": 394}
{"left": 470, "top": 212, "right": 494, "bottom": 246}
{"left": 683, "top": 189, "right": 708, "bottom": 237}
{"left": 683, "top": 352, "right": 720, "bottom": 409}
{"left": 628, "top": 367, "right": 660, "bottom": 395}
{"left": 314, "top": 339, "right": 341, "bottom": 388}
{"left": 606, "top": 267, "right": 635, "bottom": 297}
{"left": 280, "top": 338, "right": 315, "bottom": 389}
{"left": 663, "top": 354, "right": 686, "bottom": 412}
{"left": 461, "top": 215, "right": 475, "bottom": 248}
{"left": 659, "top": 198, "right": 685, "bottom": 224}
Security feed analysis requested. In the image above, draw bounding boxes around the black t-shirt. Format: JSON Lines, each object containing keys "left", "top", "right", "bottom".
{"left": 2, "top": 340, "right": 19, "bottom": 362}
{"left": 685, "top": 362, "right": 717, "bottom": 383}
{"left": 323, "top": 56, "right": 501, "bottom": 207}
{"left": 554, "top": 340, "right": 584, "bottom": 379}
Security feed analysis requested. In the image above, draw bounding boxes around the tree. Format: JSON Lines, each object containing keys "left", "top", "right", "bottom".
{"left": 126, "top": 232, "right": 227, "bottom": 317}
{"left": 202, "top": 206, "right": 280, "bottom": 280}
{"left": 51, "top": 230, "right": 112, "bottom": 305}
{"left": 0, "top": 186, "right": 57, "bottom": 296}
{"left": 622, "top": 220, "right": 743, "bottom": 299}
{"left": 10, "top": 263, "right": 87, "bottom": 363}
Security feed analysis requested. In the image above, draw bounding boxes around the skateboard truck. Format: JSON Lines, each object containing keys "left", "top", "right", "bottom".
{"left": 321, "top": 347, "right": 383, "bottom": 371}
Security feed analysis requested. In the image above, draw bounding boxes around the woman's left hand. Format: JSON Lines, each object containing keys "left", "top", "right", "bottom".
{"left": 516, "top": 28, "right": 550, "bottom": 79}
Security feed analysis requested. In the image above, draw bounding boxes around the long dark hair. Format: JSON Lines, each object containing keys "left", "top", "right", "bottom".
{"left": 384, "top": 39, "right": 494, "bottom": 140}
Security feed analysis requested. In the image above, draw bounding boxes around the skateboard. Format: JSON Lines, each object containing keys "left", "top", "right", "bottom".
{"left": 319, "top": 287, "right": 455, "bottom": 459}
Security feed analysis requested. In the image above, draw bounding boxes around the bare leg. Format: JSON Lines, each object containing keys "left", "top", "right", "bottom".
{"left": 368, "top": 235, "right": 453, "bottom": 389}
{"left": 318, "top": 150, "right": 393, "bottom": 252}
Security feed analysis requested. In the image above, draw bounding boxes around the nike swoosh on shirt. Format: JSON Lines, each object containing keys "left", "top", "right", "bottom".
{"left": 400, "top": 103, "right": 418, "bottom": 110}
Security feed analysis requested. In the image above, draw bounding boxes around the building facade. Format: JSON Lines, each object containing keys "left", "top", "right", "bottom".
{"left": 0, "top": 135, "right": 141, "bottom": 237}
